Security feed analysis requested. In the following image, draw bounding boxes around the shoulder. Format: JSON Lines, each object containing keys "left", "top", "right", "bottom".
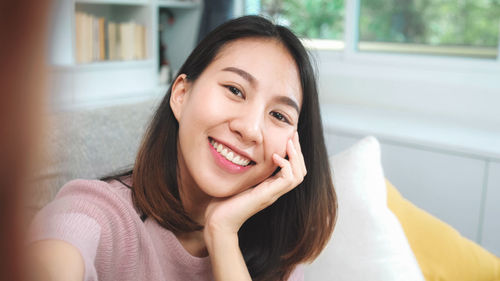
{"left": 28, "top": 178, "right": 143, "bottom": 281}
{"left": 29, "top": 178, "right": 140, "bottom": 239}
{"left": 287, "top": 265, "right": 304, "bottom": 281}
{"left": 60, "top": 177, "right": 138, "bottom": 221}
{"left": 57, "top": 178, "right": 131, "bottom": 202}
{"left": 52, "top": 178, "right": 134, "bottom": 213}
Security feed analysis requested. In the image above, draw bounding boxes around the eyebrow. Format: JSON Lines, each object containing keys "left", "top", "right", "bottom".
{"left": 273, "top": 96, "right": 300, "bottom": 115}
{"left": 222, "top": 67, "right": 257, "bottom": 86}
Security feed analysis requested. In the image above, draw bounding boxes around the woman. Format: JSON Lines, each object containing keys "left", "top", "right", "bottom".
{"left": 28, "top": 16, "right": 337, "bottom": 281}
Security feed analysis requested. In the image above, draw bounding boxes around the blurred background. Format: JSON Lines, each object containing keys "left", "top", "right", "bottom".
{"left": 44, "top": 0, "right": 499, "bottom": 258}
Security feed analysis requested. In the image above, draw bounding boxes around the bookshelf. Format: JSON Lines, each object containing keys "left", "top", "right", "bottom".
{"left": 49, "top": 0, "right": 202, "bottom": 108}
{"left": 75, "top": 0, "right": 149, "bottom": 4}
{"left": 158, "top": 0, "right": 200, "bottom": 8}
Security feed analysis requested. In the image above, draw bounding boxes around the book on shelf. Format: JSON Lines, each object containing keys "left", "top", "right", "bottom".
{"left": 98, "top": 17, "right": 106, "bottom": 61}
{"left": 92, "top": 17, "right": 99, "bottom": 61}
{"left": 108, "top": 22, "right": 117, "bottom": 60}
{"left": 75, "top": 11, "right": 147, "bottom": 64}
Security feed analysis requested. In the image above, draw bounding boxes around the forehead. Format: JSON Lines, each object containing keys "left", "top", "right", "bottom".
{"left": 207, "top": 38, "right": 303, "bottom": 107}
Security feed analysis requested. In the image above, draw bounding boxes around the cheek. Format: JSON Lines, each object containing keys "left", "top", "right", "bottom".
{"left": 181, "top": 85, "right": 223, "bottom": 126}
{"left": 265, "top": 128, "right": 293, "bottom": 159}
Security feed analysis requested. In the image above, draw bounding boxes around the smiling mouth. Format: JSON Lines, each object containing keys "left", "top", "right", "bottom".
{"left": 209, "top": 137, "right": 255, "bottom": 167}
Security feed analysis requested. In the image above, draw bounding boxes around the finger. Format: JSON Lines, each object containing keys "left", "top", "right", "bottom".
{"left": 273, "top": 153, "right": 293, "bottom": 180}
{"left": 293, "top": 131, "right": 303, "bottom": 155}
{"left": 272, "top": 153, "right": 297, "bottom": 193}
{"left": 288, "top": 134, "right": 306, "bottom": 179}
{"left": 244, "top": 153, "right": 289, "bottom": 208}
{"left": 286, "top": 138, "right": 303, "bottom": 180}
{"left": 292, "top": 131, "right": 307, "bottom": 175}
{"left": 247, "top": 153, "right": 301, "bottom": 211}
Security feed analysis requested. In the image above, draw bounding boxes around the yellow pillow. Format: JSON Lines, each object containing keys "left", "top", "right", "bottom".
{"left": 386, "top": 179, "right": 500, "bottom": 281}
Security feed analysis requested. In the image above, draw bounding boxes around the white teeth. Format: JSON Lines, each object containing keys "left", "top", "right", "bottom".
{"left": 210, "top": 138, "right": 251, "bottom": 167}
{"left": 233, "top": 155, "right": 241, "bottom": 165}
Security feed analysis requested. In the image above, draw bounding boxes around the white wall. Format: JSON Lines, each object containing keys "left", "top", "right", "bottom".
{"left": 314, "top": 49, "right": 500, "bottom": 130}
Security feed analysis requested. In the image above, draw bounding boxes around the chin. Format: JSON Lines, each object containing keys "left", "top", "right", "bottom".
{"left": 194, "top": 161, "right": 274, "bottom": 199}
{"left": 201, "top": 182, "right": 250, "bottom": 198}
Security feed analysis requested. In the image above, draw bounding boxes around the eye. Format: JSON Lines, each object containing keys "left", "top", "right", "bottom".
{"left": 270, "top": 111, "right": 291, "bottom": 124}
{"left": 225, "top": 85, "right": 244, "bottom": 98}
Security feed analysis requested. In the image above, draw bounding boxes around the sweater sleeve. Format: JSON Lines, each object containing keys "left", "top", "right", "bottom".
{"left": 27, "top": 179, "right": 139, "bottom": 281}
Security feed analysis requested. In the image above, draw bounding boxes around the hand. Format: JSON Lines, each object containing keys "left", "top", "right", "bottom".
{"left": 203, "top": 131, "right": 307, "bottom": 237}
{"left": 203, "top": 131, "right": 306, "bottom": 281}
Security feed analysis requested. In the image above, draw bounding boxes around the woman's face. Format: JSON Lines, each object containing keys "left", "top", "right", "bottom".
{"left": 171, "top": 38, "right": 302, "bottom": 198}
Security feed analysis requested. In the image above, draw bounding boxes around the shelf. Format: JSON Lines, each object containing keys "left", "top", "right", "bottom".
{"left": 157, "top": 0, "right": 200, "bottom": 8}
{"left": 56, "top": 91, "right": 162, "bottom": 112}
{"left": 51, "top": 59, "right": 155, "bottom": 72}
{"left": 48, "top": 0, "right": 201, "bottom": 107}
{"left": 75, "top": 0, "right": 148, "bottom": 5}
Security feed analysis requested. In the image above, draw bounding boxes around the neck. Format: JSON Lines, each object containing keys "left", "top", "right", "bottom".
{"left": 176, "top": 149, "right": 213, "bottom": 257}
{"left": 176, "top": 174, "right": 213, "bottom": 257}
{"left": 177, "top": 166, "right": 212, "bottom": 225}
{"left": 175, "top": 231, "right": 209, "bottom": 257}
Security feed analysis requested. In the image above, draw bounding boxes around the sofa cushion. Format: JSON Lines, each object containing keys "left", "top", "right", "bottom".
{"left": 386, "top": 180, "right": 500, "bottom": 281}
{"left": 304, "top": 136, "right": 425, "bottom": 281}
{"left": 27, "top": 98, "right": 161, "bottom": 218}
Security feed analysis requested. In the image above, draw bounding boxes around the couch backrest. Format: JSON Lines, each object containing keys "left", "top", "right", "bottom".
{"left": 27, "top": 97, "right": 161, "bottom": 218}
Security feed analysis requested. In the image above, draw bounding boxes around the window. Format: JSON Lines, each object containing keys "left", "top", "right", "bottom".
{"left": 243, "top": 0, "right": 500, "bottom": 59}
{"left": 244, "top": 0, "right": 346, "bottom": 50}
{"left": 358, "top": 0, "right": 500, "bottom": 59}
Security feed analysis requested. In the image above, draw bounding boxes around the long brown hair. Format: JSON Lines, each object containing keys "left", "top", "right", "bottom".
{"left": 128, "top": 16, "right": 336, "bottom": 281}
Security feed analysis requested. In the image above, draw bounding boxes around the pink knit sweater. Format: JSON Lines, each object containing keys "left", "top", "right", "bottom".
{"left": 28, "top": 179, "right": 304, "bottom": 280}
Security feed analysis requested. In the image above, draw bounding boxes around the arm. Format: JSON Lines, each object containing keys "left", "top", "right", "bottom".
{"left": 204, "top": 132, "right": 307, "bottom": 280}
{"left": 27, "top": 240, "right": 85, "bottom": 281}
{"left": 26, "top": 181, "right": 118, "bottom": 281}
{"left": 204, "top": 228, "right": 251, "bottom": 280}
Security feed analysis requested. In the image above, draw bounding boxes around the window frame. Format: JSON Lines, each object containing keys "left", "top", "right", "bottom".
{"left": 319, "top": 0, "right": 500, "bottom": 128}
{"left": 341, "top": 0, "right": 500, "bottom": 63}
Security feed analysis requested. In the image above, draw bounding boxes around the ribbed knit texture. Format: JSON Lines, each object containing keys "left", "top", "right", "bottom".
{"left": 28, "top": 179, "right": 304, "bottom": 280}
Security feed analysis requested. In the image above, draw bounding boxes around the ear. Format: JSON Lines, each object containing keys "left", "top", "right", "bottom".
{"left": 170, "top": 74, "right": 190, "bottom": 121}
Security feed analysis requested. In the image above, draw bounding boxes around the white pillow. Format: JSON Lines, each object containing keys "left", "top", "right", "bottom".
{"left": 304, "top": 136, "right": 425, "bottom": 281}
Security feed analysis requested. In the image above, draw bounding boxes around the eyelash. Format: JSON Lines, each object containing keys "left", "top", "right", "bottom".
{"left": 224, "top": 85, "right": 244, "bottom": 98}
{"left": 224, "top": 85, "right": 291, "bottom": 125}
{"left": 270, "top": 111, "right": 291, "bottom": 124}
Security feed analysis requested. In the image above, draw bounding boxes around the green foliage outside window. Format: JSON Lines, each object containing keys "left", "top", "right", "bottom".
{"left": 360, "top": 0, "right": 500, "bottom": 47}
{"left": 260, "top": 0, "right": 345, "bottom": 40}
{"left": 255, "top": 0, "right": 499, "bottom": 52}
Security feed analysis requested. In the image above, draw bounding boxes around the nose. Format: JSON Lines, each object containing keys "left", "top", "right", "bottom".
{"left": 228, "top": 107, "right": 264, "bottom": 145}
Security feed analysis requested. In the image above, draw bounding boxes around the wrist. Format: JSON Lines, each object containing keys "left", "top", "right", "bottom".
{"left": 203, "top": 224, "right": 239, "bottom": 253}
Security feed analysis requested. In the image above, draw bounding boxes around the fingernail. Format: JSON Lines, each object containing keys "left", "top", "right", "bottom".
{"left": 273, "top": 153, "right": 283, "bottom": 162}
